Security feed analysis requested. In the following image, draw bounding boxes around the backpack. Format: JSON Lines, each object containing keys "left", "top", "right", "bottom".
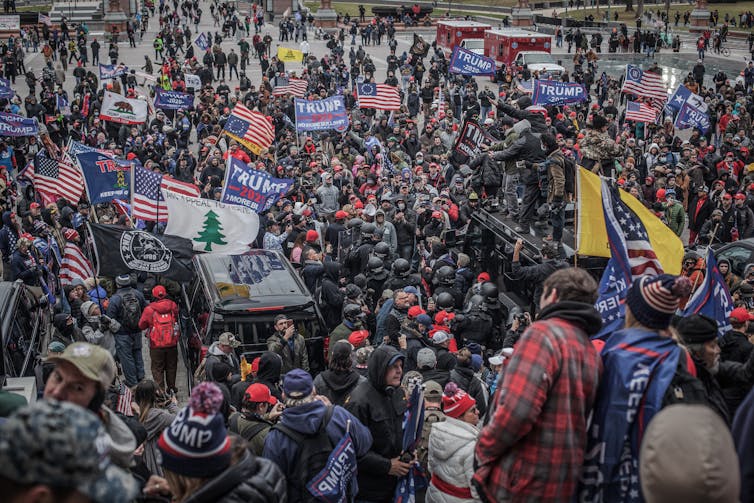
{"left": 149, "top": 309, "right": 179, "bottom": 349}
{"left": 662, "top": 349, "right": 709, "bottom": 407}
{"left": 272, "top": 406, "right": 337, "bottom": 502}
{"left": 194, "top": 355, "right": 208, "bottom": 383}
{"left": 230, "top": 413, "right": 270, "bottom": 442}
{"left": 119, "top": 291, "right": 142, "bottom": 332}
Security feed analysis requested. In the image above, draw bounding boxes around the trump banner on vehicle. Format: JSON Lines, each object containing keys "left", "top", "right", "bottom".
{"left": 100, "top": 91, "right": 148, "bottom": 125}
{"left": 532, "top": 80, "right": 587, "bottom": 106}
{"left": 0, "top": 112, "right": 38, "bottom": 137}
{"left": 221, "top": 157, "right": 294, "bottom": 212}
{"left": 154, "top": 89, "right": 195, "bottom": 110}
{"left": 294, "top": 96, "right": 349, "bottom": 132}
{"left": 448, "top": 46, "right": 495, "bottom": 76}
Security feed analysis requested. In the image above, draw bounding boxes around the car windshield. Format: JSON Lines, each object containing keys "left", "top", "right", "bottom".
{"left": 464, "top": 40, "right": 484, "bottom": 50}
{"left": 524, "top": 53, "right": 555, "bottom": 64}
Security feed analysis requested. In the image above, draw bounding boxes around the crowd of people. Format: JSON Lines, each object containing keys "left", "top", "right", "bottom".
{"left": 2, "top": 0, "right": 754, "bottom": 502}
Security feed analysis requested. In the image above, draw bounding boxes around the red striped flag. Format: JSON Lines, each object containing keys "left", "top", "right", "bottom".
{"left": 59, "top": 242, "right": 94, "bottom": 286}
{"left": 132, "top": 165, "right": 200, "bottom": 222}
{"left": 115, "top": 381, "right": 134, "bottom": 416}
{"left": 273, "top": 78, "right": 308, "bottom": 97}
{"left": 621, "top": 65, "right": 667, "bottom": 102}
{"left": 28, "top": 150, "right": 84, "bottom": 205}
{"left": 356, "top": 83, "right": 402, "bottom": 110}
{"left": 223, "top": 103, "right": 275, "bottom": 154}
{"left": 625, "top": 101, "right": 659, "bottom": 123}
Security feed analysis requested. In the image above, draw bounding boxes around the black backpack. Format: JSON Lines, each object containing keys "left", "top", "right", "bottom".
{"left": 119, "top": 291, "right": 142, "bottom": 332}
{"left": 662, "top": 349, "right": 709, "bottom": 407}
{"left": 272, "top": 406, "right": 336, "bottom": 502}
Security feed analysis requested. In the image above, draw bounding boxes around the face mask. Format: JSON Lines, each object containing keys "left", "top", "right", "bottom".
{"left": 397, "top": 203, "right": 406, "bottom": 210}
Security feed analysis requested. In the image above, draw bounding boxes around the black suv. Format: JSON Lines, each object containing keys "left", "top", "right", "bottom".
{"left": 1, "top": 281, "right": 52, "bottom": 378}
{"left": 183, "top": 250, "right": 327, "bottom": 389}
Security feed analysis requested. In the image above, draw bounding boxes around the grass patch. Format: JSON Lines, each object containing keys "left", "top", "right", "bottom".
{"left": 304, "top": 1, "right": 508, "bottom": 19}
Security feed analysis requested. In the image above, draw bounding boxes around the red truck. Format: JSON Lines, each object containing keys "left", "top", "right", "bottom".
{"left": 435, "top": 20, "right": 492, "bottom": 56}
{"left": 483, "top": 29, "right": 563, "bottom": 75}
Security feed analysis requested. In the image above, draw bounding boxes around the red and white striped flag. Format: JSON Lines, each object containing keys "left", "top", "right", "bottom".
{"left": 28, "top": 150, "right": 84, "bottom": 205}
{"left": 625, "top": 100, "right": 659, "bottom": 123}
{"left": 272, "top": 78, "right": 308, "bottom": 97}
{"left": 356, "top": 83, "right": 402, "bottom": 110}
{"left": 223, "top": 103, "right": 275, "bottom": 154}
{"left": 621, "top": 65, "right": 667, "bottom": 102}
{"left": 132, "top": 165, "right": 200, "bottom": 222}
{"left": 59, "top": 242, "right": 94, "bottom": 286}
{"left": 115, "top": 381, "right": 134, "bottom": 416}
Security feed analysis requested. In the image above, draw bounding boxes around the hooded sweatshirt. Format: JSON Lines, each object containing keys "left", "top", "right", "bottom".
{"left": 313, "top": 368, "right": 365, "bottom": 406}
{"left": 80, "top": 301, "right": 119, "bottom": 355}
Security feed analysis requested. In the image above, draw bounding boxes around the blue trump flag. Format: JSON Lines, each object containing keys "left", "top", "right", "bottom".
{"left": 448, "top": 46, "right": 495, "bottom": 76}
{"left": 532, "top": 80, "right": 587, "bottom": 106}
{"left": 0, "top": 77, "right": 12, "bottom": 99}
{"left": 305, "top": 430, "right": 358, "bottom": 503}
{"left": 99, "top": 63, "right": 128, "bottom": 80}
{"left": 666, "top": 84, "right": 707, "bottom": 113}
{"left": 681, "top": 248, "right": 733, "bottom": 337}
{"left": 194, "top": 32, "right": 211, "bottom": 51}
{"left": 0, "top": 112, "right": 38, "bottom": 137}
{"left": 674, "top": 101, "right": 710, "bottom": 133}
{"left": 154, "top": 89, "right": 195, "bottom": 110}
{"left": 294, "top": 96, "right": 349, "bottom": 132}
{"left": 394, "top": 384, "right": 428, "bottom": 502}
{"left": 69, "top": 141, "right": 135, "bottom": 204}
{"left": 221, "top": 157, "right": 294, "bottom": 212}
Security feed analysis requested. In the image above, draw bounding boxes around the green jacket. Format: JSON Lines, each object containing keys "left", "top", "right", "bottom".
{"left": 665, "top": 202, "right": 685, "bottom": 236}
{"left": 327, "top": 322, "right": 355, "bottom": 360}
{"left": 267, "top": 332, "right": 309, "bottom": 374}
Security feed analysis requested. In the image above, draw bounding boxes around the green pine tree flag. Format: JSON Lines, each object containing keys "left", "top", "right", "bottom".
{"left": 194, "top": 210, "right": 228, "bottom": 251}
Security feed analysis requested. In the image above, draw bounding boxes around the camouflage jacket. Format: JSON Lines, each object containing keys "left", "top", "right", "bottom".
{"left": 578, "top": 129, "right": 623, "bottom": 163}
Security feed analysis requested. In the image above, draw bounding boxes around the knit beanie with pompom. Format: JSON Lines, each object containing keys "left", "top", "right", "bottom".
{"left": 626, "top": 274, "right": 692, "bottom": 330}
{"left": 158, "top": 382, "right": 231, "bottom": 478}
{"left": 442, "top": 382, "right": 476, "bottom": 419}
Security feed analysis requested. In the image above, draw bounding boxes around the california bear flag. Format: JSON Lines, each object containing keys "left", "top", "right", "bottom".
{"left": 162, "top": 189, "right": 260, "bottom": 254}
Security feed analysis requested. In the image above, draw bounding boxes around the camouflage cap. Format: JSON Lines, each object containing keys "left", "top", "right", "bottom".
{"left": 0, "top": 400, "right": 138, "bottom": 503}
{"left": 46, "top": 342, "right": 117, "bottom": 389}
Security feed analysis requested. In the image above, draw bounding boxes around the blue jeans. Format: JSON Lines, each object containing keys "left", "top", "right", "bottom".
{"left": 115, "top": 332, "right": 145, "bottom": 386}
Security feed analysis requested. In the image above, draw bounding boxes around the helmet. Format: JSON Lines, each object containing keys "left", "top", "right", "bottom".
{"left": 392, "top": 258, "right": 410, "bottom": 276}
{"left": 347, "top": 218, "right": 363, "bottom": 229}
{"left": 373, "top": 242, "right": 390, "bottom": 257}
{"left": 435, "top": 266, "right": 456, "bottom": 286}
{"left": 361, "top": 222, "right": 377, "bottom": 236}
{"left": 343, "top": 303, "right": 364, "bottom": 322}
{"left": 435, "top": 292, "right": 455, "bottom": 310}
{"left": 466, "top": 294, "right": 488, "bottom": 312}
{"left": 367, "top": 256, "right": 384, "bottom": 274}
{"left": 480, "top": 282, "right": 499, "bottom": 303}
{"left": 345, "top": 284, "right": 362, "bottom": 299}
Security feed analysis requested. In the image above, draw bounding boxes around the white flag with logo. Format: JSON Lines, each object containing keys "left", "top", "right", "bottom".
{"left": 100, "top": 91, "right": 148, "bottom": 124}
{"left": 185, "top": 73, "right": 202, "bottom": 90}
{"left": 162, "top": 189, "right": 260, "bottom": 254}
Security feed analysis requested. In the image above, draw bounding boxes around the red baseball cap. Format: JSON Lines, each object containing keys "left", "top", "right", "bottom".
{"left": 348, "top": 329, "right": 370, "bottom": 348}
{"left": 408, "top": 305, "right": 426, "bottom": 318}
{"left": 30, "top": 202, "right": 40, "bottom": 209}
{"left": 730, "top": 307, "right": 754, "bottom": 323}
{"left": 335, "top": 210, "right": 348, "bottom": 220}
{"left": 305, "top": 229, "right": 319, "bottom": 242}
{"left": 244, "top": 383, "right": 277, "bottom": 405}
{"left": 735, "top": 193, "right": 746, "bottom": 200}
{"left": 477, "top": 272, "right": 491, "bottom": 282}
{"left": 723, "top": 193, "right": 732, "bottom": 200}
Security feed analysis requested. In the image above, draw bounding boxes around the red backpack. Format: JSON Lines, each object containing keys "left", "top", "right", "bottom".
{"left": 149, "top": 310, "right": 179, "bottom": 349}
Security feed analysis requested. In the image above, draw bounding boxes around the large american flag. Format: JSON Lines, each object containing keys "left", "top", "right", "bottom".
{"left": 132, "top": 165, "right": 200, "bottom": 222}
{"left": 223, "top": 103, "right": 275, "bottom": 153}
{"left": 625, "top": 100, "right": 659, "bottom": 124}
{"left": 594, "top": 181, "right": 663, "bottom": 337}
{"left": 272, "top": 78, "right": 308, "bottom": 97}
{"left": 356, "top": 83, "right": 402, "bottom": 110}
{"left": 28, "top": 150, "right": 84, "bottom": 205}
{"left": 621, "top": 65, "right": 667, "bottom": 102}
{"left": 59, "top": 242, "right": 94, "bottom": 286}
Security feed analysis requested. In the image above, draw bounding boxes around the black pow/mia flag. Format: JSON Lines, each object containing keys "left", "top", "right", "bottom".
{"left": 88, "top": 223, "right": 195, "bottom": 282}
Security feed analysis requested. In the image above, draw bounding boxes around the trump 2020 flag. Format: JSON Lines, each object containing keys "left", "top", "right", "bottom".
{"left": 394, "top": 384, "right": 428, "bottom": 502}
{"left": 305, "top": 430, "right": 358, "bottom": 503}
{"left": 681, "top": 248, "right": 733, "bottom": 337}
{"left": 532, "top": 80, "right": 587, "bottom": 106}
{"left": 154, "top": 89, "right": 195, "bottom": 110}
{"left": 222, "top": 157, "right": 294, "bottom": 212}
{"left": 99, "top": 63, "right": 129, "bottom": 80}
{"left": 194, "top": 32, "right": 211, "bottom": 51}
{"left": 69, "top": 140, "right": 133, "bottom": 204}
{"left": 666, "top": 84, "right": 708, "bottom": 113}
{"left": 163, "top": 189, "right": 260, "bottom": 253}
{"left": 0, "top": 112, "right": 38, "bottom": 136}
{"left": 448, "top": 46, "right": 495, "bottom": 76}
{"left": 674, "top": 102, "right": 711, "bottom": 134}
{"left": 294, "top": 96, "right": 349, "bottom": 132}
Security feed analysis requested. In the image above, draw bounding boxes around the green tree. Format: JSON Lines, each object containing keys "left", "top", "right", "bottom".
{"left": 194, "top": 210, "right": 228, "bottom": 252}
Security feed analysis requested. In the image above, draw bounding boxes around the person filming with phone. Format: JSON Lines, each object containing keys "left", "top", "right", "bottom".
{"left": 267, "top": 314, "right": 310, "bottom": 374}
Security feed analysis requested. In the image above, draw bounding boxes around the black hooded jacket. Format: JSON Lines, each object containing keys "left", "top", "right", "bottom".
{"left": 313, "top": 368, "right": 365, "bottom": 406}
{"left": 231, "top": 352, "right": 284, "bottom": 408}
{"left": 345, "top": 345, "right": 408, "bottom": 501}
{"left": 321, "top": 261, "right": 345, "bottom": 330}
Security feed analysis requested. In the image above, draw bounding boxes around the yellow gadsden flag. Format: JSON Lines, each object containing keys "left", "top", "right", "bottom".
{"left": 277, "top": 46, "right": 303, "bottom": 62}
{"left": 576, "top": 167, "right": 683, "bottom": 275}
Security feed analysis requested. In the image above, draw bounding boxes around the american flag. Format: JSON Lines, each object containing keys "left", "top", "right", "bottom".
{"left": 621, "top": 65, "right": 667, "bottom": 102}
{"left": 625, "top": 100, "right": 659, "bottom": 123}
{"left": 132, "top": 165, "right": 200, "bottom": 222}
{"left": 59, "top": 242, "right": 94, "bottom": 286}
{"left": 29, "top": 150, "right": 84, "bottom": 205}
{"left": 114, "top": 380, "right": 134, "bottom": 416}
{"left": 357, "top": 83, "right": 402, "bottom": 110}
{"left": 223, "top": 103, "right": 275, "bottom": 153}
{"left": 272, "top": 78, "right": 308, "bottom": 97}
{"left": 594, "top": 181, "right": 663, "bottom": 337}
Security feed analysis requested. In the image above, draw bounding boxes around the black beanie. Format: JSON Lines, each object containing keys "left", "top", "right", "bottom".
{"left": 592, "top": 114, "right": 608, "bottom": 130}
{"left": 676, "top": 314, "right": 718, "bottom": 344}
